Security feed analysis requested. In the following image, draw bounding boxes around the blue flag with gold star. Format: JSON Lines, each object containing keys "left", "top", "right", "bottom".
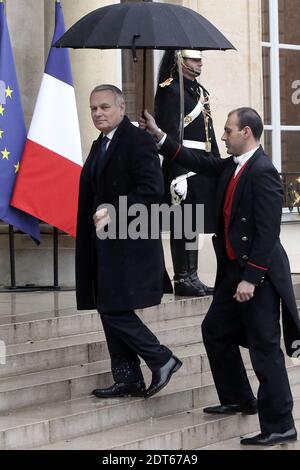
{"left": 0, "top": 3, "right": 40, "bottom": 243}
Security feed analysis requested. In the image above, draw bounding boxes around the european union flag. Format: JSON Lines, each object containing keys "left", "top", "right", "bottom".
{"left": 0, "top": 2, "right": 40, "bottom": 243}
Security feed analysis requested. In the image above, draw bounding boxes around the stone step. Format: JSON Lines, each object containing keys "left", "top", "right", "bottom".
{"left": 199, "top": 419, "right": 300, "bottom": 450}
{"left": 0, "top": 343, "right": 206, "bottom": 412}
{"left": 0, "top": 292, "right": 77, "bottom": 322}
{"left": 0, "top": 337, "right": 281, "bottom": 412}
{"left": 1, "top": 365, "right": 299, "bottom": 450}
{"left": 1, "top": 290, "right": 299, "bottom": 345}
{"left": 0, "top": 310, "right": 101, "bottom": 345}
{"left": 0, "top": 372, "right": 212, "bottom": 449}
{"left": 33, "top": 396, "right": 300, "bottom": 450}
{"left": 0, "top": 336, "right": 263, "bottom": 412}
{"left": 0, "top": 285, "right": 299, "bottom": 451}
{"left": 1, "top": 315, "right": 207, "bottom": 378}
{"left": 1, "top": 320, "right": 294, "bottom": 382}
{"left": 0, "top": 294, "right": 211, "bottom": 345}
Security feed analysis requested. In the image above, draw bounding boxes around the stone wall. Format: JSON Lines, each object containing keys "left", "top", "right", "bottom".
{"left": 1, "top": 0, "right": 299, "bottom": 287}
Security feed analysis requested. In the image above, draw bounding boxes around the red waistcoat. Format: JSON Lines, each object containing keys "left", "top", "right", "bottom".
{"left": 223, "top": 161, "right": 250, "bottom": 260}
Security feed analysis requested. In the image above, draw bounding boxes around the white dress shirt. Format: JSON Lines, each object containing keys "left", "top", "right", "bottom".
{"left": 103, "top": 127, "right": 118, "bottom": 149}
{"left": 233, "top": 146, "right": 259, "bottom": 177}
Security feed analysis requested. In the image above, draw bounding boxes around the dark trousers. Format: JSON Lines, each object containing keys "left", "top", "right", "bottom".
{"left": 100, "top": 310, "right": 172, "bottom": 383}
{"left": 201, "top": 260, "right": 294, "bottom": 434}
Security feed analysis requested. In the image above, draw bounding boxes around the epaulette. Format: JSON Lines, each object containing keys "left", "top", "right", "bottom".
{"left": 159, "top": 77, "right": 174, "bottom": 88}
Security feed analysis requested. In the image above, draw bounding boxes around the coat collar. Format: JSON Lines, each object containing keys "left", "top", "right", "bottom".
{"left": 91, "top": 116, "right": 131, "bottom": 175}
{"left": 216, "top": 146, "right": 264, "bottom": 221}
{"left": 229, "top": 146, "right": 264, "bottom": 219}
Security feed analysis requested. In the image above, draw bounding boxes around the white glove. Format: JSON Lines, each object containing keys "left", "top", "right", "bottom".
{"left": 170, "top": 174, "right": 188, "bottom": 205}
{"left": 174, "top": 178, "right": 188, "bottom": 198}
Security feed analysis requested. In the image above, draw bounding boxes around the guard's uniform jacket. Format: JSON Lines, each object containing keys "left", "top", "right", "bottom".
{"left": 155, "top": 74, "right": 220, "bottom": 232}
{"left": 159, "top": 138, "right": 300, "bottom": 357}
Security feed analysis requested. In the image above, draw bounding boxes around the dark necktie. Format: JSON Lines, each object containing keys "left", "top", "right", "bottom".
{"left": 94, "top": 135, "right": 109, "bottom": 177}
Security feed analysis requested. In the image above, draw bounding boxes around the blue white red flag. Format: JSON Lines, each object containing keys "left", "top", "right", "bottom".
{"left": 11, "top": 1, "right": 82, "bottom": 237}
{"left": 0, "top": 2, "right": 40, "bottom": 243}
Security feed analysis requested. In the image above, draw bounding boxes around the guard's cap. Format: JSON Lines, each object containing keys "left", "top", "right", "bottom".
{"left": 180, "top": 50, "right": 203, "bottom": 59}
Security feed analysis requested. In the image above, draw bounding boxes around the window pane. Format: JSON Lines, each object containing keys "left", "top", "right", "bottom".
{"left": 262, "top": 47, "right": 271, "bottom": 124}
{"left": 263, "top": 130, "right": 272, "bottom": 160}
{"left": 280, "top": 49, "right": 300, "bottom": 125}
{"left": 279, "top": 0, "right": 300, "bottom": 45}
{"left": 261, "top": 0, "right": 270, "bottom": 42}
{"left": 281, "top": 131, "right": 300, "bottom": 173}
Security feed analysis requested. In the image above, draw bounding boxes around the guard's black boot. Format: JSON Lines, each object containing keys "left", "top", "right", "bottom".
{"left": 174, "top": 274, "right": 206, "bottom": 296}
{"left": 171, "top": 238, "right": 206, "bottom": 297}
{"left": 187, "top": 249, "right": 214, "bottom": 296}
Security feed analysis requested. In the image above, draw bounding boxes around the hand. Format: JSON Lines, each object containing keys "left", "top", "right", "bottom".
{"left": 93, "top": 207, "right": 111, "bottom": 236}
{"left": 170, "top": 174, "right": 188, "bottom": 205}
{"left": 138, "top": 110, "right": 165, "bottom": 142}
{"left": 233, "top": 280, "right": 255, "bottom": 303}
{"left": 174, "top": 178, "right": 187, "bottom": 199}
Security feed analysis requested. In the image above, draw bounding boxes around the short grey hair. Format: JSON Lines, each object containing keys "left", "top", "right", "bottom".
{"left": 90, "top": 84, "right": 125, "bottom": 107}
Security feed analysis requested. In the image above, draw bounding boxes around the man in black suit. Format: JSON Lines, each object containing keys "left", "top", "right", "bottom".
{"left": 76, "top": 85, "right": 181, "bottom": 400}
{"left": 155, "top": 50, "right": 220, "bottom": 297}
{"left": 139, "top": 107, "right": 300, "bottom": 445}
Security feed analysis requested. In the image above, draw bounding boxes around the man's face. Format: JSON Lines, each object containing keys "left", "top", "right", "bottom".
{"left": 183, "top": 58, "right": 203, "bottom": 78}
{"left": 221, "top": 112, "right": 247, "bottom": 156}
{"left": 90, "top": 90, "right": 125, "bottom": 134}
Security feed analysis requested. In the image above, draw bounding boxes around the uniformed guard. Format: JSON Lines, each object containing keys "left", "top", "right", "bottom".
{"left": 155, "top": 49, "right": 220, "bottom": 296}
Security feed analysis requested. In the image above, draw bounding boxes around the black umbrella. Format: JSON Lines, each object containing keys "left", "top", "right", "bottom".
{"left": 55, "top": 1, "right": 235, "bottom": 54}
{"left": 55, "top": 1, "right": 235, "bottom": 136}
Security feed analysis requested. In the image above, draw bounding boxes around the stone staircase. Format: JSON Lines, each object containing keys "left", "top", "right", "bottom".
{"left": 0, "top": 285, "right": 299, "bottom": 450}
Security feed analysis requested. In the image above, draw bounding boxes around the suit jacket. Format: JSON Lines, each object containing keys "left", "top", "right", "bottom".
{"left": 75, "top": 116, "right": 171, "bottom": 313}
{"left": 160, "top": 137, "right": 300, "bottom": 356}
{"left": 155, "top": 75, "right": 220, "bottom": 232}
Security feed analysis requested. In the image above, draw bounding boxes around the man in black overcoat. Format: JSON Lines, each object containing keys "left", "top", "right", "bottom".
{"left": 155, "top": 50, "right": 220, "bottom": 297}
{"left": 76, "top": 85, "right": 181, "bottom": 400}
{"left": 139, "top": 107, "right": 300, "bottom": 445}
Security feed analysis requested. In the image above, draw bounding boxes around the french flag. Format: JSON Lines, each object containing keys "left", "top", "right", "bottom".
{"left": 11, "top": 1, "right": 82, "bottom": 237}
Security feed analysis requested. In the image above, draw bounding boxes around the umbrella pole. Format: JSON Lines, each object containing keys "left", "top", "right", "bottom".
{"left": 177, "top": 56, "right": 184, "bottom": 144}
{"left": 142, "top": 48, "right": 147, "bottom": 111}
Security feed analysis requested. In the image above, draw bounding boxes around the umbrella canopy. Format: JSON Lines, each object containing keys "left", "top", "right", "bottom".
{"left": 54, "top": 2, "right": 235, "bottom": 53}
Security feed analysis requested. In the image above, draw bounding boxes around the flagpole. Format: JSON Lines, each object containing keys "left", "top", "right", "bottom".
{"left": 8, "top": 226, "right": 16, "bottom": 288}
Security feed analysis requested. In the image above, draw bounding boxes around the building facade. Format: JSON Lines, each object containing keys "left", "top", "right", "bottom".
{"left": 0, "top": 0, "right": 299, "bottom": 287}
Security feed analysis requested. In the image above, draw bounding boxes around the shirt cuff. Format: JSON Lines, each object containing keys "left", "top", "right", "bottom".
{"left": 157, "top": 133, "right": 167, "bottom": 149}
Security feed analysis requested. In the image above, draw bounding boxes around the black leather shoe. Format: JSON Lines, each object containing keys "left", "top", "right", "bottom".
{"left": 92, "top": 380, "right": 146, "bottom": 398}
{"left": 240, "top": 427, "right": 297, "bottom": 446}
{"left": 203, "top": 399, "right": 257, "bottom": 415}
{"left": 145, "top": 356, "right": 182, "bottom": 399}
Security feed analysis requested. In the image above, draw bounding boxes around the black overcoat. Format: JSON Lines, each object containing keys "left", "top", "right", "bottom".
{"left": 160, "top": 138, "right": 300, "bottom": 356}
{"left": 155, "top": 75, "right": 220, "bottom": 233}
{"left": 76, "top": 117, "right": 169, "bottom": 313}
